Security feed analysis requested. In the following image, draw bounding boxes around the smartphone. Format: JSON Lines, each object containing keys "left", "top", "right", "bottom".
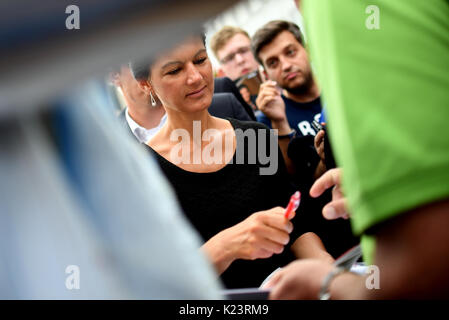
{"left": 312, "top": 119, "right": 337, "bottom": 169}
{"left": 238, "top": 71, "right": 262, "bottom": 96}
{"left": 311, "top": 119, "right": 324, "bottom": 133}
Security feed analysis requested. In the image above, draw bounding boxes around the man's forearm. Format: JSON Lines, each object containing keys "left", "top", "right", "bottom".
{"left": 369, "top": 198, "right": 449, "bottom": 299}
{"left": 331, "top": 198, "right": 449, "bottom": 299}
{"left": 271, "top": 119, "right": 295, "bottom": 174}
{"left": 291, "top": 232, "right": 334, "bottom": 263}
{"left": 313, "top": 159, "right": 327, "bottom": 180}
{"left": 328, "top": 271, "right": 369, "bottom": 299}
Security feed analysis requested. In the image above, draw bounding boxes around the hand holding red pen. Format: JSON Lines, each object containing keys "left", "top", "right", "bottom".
{"left": 202, "top": 206, "right": 294, "bottom": 274}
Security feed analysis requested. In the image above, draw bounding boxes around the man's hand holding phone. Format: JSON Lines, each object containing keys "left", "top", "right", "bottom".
{"left": 240, "top": 71, "right": 263, "bottom": 96}
{"left": 313, "top": 121, "right": 326, "bottom": 162}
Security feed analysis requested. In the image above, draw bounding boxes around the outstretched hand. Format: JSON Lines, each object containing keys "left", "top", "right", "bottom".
{"left": 310, "top": 168, "right": 349, "bottom": 220}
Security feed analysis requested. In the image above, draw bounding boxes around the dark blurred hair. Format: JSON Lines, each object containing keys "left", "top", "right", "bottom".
{"left": 131, "top": 33, "right": 206, "bottom": 81}
{"left": 251, "top": 20, "right": 303, "bottom": 66}
{"left": 238, "top": 84, "right": 249, "bottom": 91}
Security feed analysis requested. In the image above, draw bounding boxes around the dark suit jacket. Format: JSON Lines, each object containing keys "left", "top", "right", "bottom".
{"left": 117, "top": 92, "right": 252, "bottom": 143}
{"left": 214, "top": 77, "right": 256, "bottom": 121}
{"left": 209, "top": 92, "right": 252, "bottom": 122}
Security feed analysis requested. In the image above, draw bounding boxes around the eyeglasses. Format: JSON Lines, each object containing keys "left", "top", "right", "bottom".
{"left": 220, "top": 46, "right": 251, "bottom": 64}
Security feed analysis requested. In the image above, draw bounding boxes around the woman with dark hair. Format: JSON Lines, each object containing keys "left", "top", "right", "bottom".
{"left": 132, "top": 35, "right": 333, "bottom": 288}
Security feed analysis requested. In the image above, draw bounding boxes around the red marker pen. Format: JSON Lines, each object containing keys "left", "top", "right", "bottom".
{"left": 284, "top": 191, "right": 301, "bottom": 219}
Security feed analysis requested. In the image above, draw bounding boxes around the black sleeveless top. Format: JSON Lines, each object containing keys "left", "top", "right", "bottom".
{"left": 146, "top": 118, "right": 305, "bottom": 288}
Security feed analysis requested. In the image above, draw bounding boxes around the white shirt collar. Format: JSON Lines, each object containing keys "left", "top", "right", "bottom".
{"left": 125, "top": 108, "right": 167, "bottom": 144}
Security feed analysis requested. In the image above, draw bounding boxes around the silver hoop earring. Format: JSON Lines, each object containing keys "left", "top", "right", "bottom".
{"left": 150, "top": 92, "right": 157, "bottom": 107}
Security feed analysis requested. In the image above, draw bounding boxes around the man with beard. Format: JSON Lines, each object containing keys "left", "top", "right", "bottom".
{"left": 252, "top": 20, "right": 359, "bottom": 260}
{"left": 252, "top": 20, "right": 324, "bottom": 181}
{"left": 252, "top": 20, "right": 322, "bottom": 140}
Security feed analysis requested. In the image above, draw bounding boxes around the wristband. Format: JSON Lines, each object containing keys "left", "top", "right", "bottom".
{"left": 278, "top": 130, "right": 296, "bottom": 140}
{"left": 318, "top": 266, "right": 346, "bottom": 300}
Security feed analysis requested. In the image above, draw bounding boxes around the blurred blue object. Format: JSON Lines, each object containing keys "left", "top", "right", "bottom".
{"left": 319, "top": 107, "right": 326, "bottom": 123}
{"left": 0, "top": 79, "right": 223, "bottom": 299}
{"left": 0, "top": 0, "right": 242, "bottom": 299}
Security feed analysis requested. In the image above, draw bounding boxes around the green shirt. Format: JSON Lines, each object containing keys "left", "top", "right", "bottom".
{"left": 302, "top": 0, "right": 449, "bottom": 242}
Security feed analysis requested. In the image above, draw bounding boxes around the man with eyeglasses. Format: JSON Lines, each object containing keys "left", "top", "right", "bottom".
{"left": 210, "top": 26, "right": 260, "bottom": 82}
